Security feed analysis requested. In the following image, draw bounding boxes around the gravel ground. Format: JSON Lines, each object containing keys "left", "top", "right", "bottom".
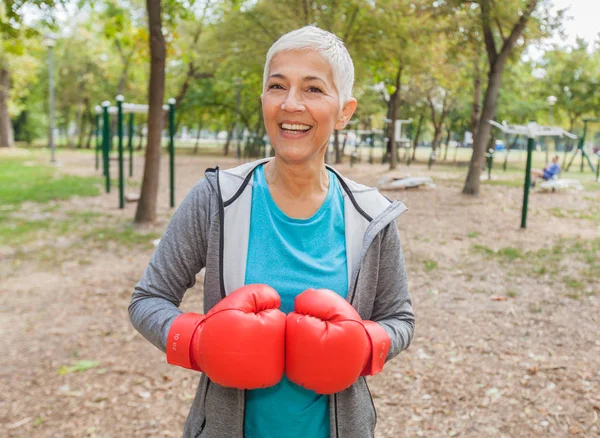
{"left": 1, "top": 150, "right": 598, "bottom": 437}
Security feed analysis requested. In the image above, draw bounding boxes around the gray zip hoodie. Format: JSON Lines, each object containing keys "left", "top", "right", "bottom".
{"left": 129, "top": 158, "right": 415, "bottom": 438}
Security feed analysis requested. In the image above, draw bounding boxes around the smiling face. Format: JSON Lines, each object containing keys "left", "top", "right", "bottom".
{"left": 262, "top": 49, "right": 357, "bottom": 166}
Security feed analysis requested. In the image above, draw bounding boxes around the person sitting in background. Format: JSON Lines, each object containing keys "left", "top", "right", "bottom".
{"left": 532, "top": 155, "right": 560, "bottom": 186}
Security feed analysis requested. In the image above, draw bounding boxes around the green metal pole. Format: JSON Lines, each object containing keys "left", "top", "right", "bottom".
{"left": 521, "top": 137, "right": 535, "bottom": 229}
{"left": 168, "top": 98, "right": 176, "bottom": 208}
{"left": 128, "top": 112, "right": 134, "bottom": 177}
{"left": 94, "top": 111, "right": 100, "bottom": 171}
{"left": 487, "top": 149, "right": 494, "bottom": 180}
{"left": 117, "top": 96, "right": 124, "bottom": 209}
{"left": 596, "top": 154, "right": 600, "bottom": 182}
{"left": 580, "top": 120, "right": 588, "bottom": 172}
{"left": 102, "top": 101, "right": 111, "bottom": 193}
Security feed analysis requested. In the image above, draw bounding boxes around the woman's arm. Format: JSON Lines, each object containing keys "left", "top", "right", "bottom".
{"left": 128, "top": 178, "right": 215, "bottom": 353}
{"left": 370, "top": 222, "right": 415, "bottom": 362}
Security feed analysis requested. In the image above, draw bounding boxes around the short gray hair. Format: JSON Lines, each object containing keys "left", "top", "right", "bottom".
{"left": 263, "top": 25, "right": 355, "bottom": 106}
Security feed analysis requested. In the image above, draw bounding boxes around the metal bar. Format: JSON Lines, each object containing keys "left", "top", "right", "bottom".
{"left": 117, "top": 96, "right": 124, "bottom": 209}
{"left": 521, "top": 137, "right": 534, "bottom": 229}
{"left": 48, "top": 46, "right": 56, "bottom": 163}
{"left": 168, "top": 98, "right": 176, "bottom": 208}
{"left": 95, "top": 113, "right": 100, "bottom": 171}
{"left": 128, "top": 112, "right": 134, "bottom": 177}
{"left": 102, "top": 102, "right": 111, "bottom": 193}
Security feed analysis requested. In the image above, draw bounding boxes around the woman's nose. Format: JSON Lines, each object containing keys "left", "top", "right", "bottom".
{"left": 281, "top": 89, "right": 304, "bottom": 112}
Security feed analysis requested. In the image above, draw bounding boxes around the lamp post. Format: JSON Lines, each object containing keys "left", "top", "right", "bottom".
{"left": 43, "top": 34, "right": 56, "bottom": 163}
{"left": 546, "top": 95, "right": 557, "bottom": 164}
{"left": 234, "top": 77, "right": 242, "bottom": 159}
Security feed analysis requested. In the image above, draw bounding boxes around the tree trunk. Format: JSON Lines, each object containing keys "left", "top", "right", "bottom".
{"left": 0, "top": 68, "right": 13, "bottom": 147}
{"left": 443, "top": 124, "right": 452, "bottom": 161}
{"left": 77, "top": 101, "right": 90, "bottom": 149}
{"left": 388, "top": 64, "right": 403, "bottom": 170}
{"left": 77, "top": 111, "right": 87, "bottom": 149}
{"left": 85, "top": 114, "right": 94, "bottom": 149}
{"left": 135, "top": 0, "right": 166, "bottom": 224}
{"left": 503, "top": 134, "right": 519, "bottom": 170}
{"left": 432, "top": 126, "right": 442, "bottom": 154}
{"left": 137, "top": 125, "right": 144, "bottom": 150}
{"left": 223, "top": 122, "right": 234, "bottom": 156}
{"left": 410, "top": 112, "right": 424, "bottom": 163}
{"left": 71, "top": 87, "right": 85, "bottom": 148}
{"left": 463, "top": 0, "right": 538, "bottom": 195}
{"left": 334, "top": 130, "right": 341, "bottom": 164}
{"left": 117, "top": 58, "right": 130, "bottom": 97}
{"left": 463, "top": 65, "right": 504, "bottom": 195}
{"left": 471, "top": 52, "right": 481, "bottom": 141}
{"left": 383, "top": 100, "right": 393, "bottom": 164}
{"left": 194, "top": 121, "right": 202, "bottom": 154}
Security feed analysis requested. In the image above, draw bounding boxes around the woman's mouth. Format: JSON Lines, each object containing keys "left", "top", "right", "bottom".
{"left": 279, "top": 123, "right": 313, "bottom": 138}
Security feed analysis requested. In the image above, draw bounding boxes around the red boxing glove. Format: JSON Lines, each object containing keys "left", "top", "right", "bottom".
{"left": 166, "top": 284, "right": 286, "bottom": 390}
{"left": 285, "top": 288, "right": 391, "bottom": 394}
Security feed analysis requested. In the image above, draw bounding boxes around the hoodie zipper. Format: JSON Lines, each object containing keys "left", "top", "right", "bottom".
{"left": 211, "top": 164, "right": 403, "bottom": 438}
{"left": 215, "top": 166, "right": 227, "bottom": 299}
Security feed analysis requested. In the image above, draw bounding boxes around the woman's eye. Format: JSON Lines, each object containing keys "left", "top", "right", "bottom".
{"left": 268, "top": 84, "right": 284, "bottom": 90}
{"left": 308, "top": 86, "right": 323, "bottom": 93}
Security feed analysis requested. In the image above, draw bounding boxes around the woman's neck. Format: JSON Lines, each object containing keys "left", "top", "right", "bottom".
{"left": 264, "top": 158, "right": 329, "bottom": 199}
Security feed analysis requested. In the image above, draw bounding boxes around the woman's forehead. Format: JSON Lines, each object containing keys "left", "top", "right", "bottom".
{"left": 268, "top": 49, "right": 334, "bottom": 83}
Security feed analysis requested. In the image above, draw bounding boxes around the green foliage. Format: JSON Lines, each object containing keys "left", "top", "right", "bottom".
{"left": 535, "top": 39, "right": 600, "bottom": 129}
{"left": 423, "top": 259, "right": 438, "bottom": 272}
{"left": 0, "top": 159, "right": 101, "bottom": 207}
{"left": 529, "top": 303, "right": 542, "bottom": 314}
{"left": 472, "top": 238, "right": 599, "bottom": 292}
{"left": 58, "top": 360, "right": 99, "bottom": 375}
{"left": 0, "top": 217, "right": 54, "bottom": 245}
{"left": 481, "top": 178, "right": 523, "bottom": 188}
{"left": 1, "top": 1, "right": 63, "bottom": 38}
{"left": 82, "top": 225, "right": 161, "bottom": 249}
{"left": 548, "top": 206, "right": 600, "bottom": 223}
{"left": 3, "top": 0, "right": 600, "bottom": 157}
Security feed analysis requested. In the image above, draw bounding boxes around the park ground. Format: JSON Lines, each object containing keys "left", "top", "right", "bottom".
{"left": 1, "top": 146, "right": 599, "bottom": 437}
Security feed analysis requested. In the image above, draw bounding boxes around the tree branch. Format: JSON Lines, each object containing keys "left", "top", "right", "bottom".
{"left": 343, "top": 6, "right": 359, "bottom": 42}
{"left": 427, "top": 95, "right": 439, "bottom": 128}
{"left": 498, "top": 0, "right": 539, "bottom": 62}
{"left": 481, "top": 0, "right": 498, "bottom": 64}
{"left": 489, "top": 0, "right": 506, "bottom": 42}
{"left": 245, "top": 10, "right": 279, "bottom": 41}
{"left": 193, "top": 71, "right": 214, "bottom": 80}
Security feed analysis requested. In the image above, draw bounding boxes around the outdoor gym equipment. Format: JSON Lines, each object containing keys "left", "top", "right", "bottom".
{"left": 489, "top": 120, "right": 577, "bottom": 229}
{"left": 95, "top": 96, "right": 176, "bottom": 209}
{"left": 565, "top": 118, "right": 598, "bottom": 173}
{"left": 377, "top": 175, "right": 435, "bottom": 190}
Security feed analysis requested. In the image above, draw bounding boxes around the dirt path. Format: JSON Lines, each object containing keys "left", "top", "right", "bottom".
{"left": 1, "top": 151, "right": 598, "bottom": 437}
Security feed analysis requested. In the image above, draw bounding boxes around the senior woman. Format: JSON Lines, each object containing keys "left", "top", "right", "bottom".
{"left": 129, "top": 25, "right": 414, "bottom": 438}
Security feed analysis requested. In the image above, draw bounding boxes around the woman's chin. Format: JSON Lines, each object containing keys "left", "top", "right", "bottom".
{"left": 271, "top": 142, "right": 327, "bottom": 164}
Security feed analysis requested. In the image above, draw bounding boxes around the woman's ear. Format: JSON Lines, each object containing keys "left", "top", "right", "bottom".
{"left": 335, "top": 98, "right": 358, "bottom": 130}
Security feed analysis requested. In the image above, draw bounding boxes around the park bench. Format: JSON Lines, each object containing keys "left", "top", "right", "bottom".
{"left": 537, "top": 177, "right": 583, "bottom": 192}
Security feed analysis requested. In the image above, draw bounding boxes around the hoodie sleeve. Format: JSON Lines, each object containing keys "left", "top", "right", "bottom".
{"left": 128, "top": 178, "right": 215, "bottom": 353}
{"left": 370, "top": 222, "right": 415, "bottom": 361}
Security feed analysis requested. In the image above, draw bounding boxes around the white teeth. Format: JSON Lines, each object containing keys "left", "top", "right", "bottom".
{"left": 281, "top": 123, "right": 311, "bottom": 131}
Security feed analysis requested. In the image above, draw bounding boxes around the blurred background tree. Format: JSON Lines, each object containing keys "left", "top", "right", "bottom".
{"left": 3, "top": 0, "right": 600, "bottom": 219}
